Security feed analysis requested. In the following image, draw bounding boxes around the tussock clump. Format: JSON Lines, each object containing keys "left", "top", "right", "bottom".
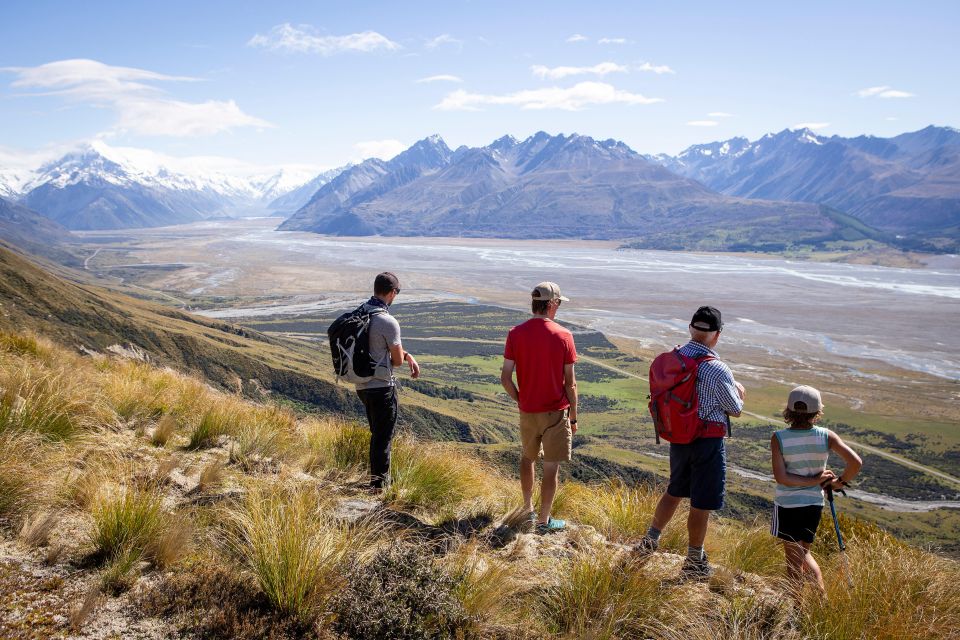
{"left": 229, "top": 405, "right": 297, "bottom": 468}
{"left": 69, "top": 585, "right": 104, "bottom": 633}
{"left": 0, "top": 367, "right": 103, "bottom": 440}
{"left": 711, "top": 520, "right": 784, "bottom": 578}
{"left": 0, "top": 431, "right": 42, "bottom": 518}
{"left": 553, "top": 480, "right": 688, "bottom": 551}
{"left": 385, "top": 437, "right": 512, "bottom": 517}
{"left": 538, "top": 548, "right": 666, "bottom": 639}
{"left": 101, "top": 360, "right": 173, "bottom": 422}
{"left": 151, "top": 414, "right": 177, "bottom": 447}
{"left": 302, "top": 416, "right": 370, "bottom": 473}
{"left": 100, "top": 545, "right": 144, "bottom": 595}
{"left": 19, "top": 510, "right": 60, "bottom": 548}
{"left": 0, "top": 331, "right": 54, "bottom": 360}
{"left": 89, "top": 485, "right": 183, "bottom": 568}
{"left": 331, "top": 544, "right": 469, "bottom": 640}
{"left": 800, "top": 539, "right": 960, "bottom": 640}
{"left": 188, "top": 404, "right": 237, "bottom": 449}
{"left": 446, "top": 542, "right": 525, "bottom": 636}
{"left": 225, "top": 485, "right": 373, "bottom": 621}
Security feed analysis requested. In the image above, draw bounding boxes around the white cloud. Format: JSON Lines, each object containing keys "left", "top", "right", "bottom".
{"left": 248, "top": 23, "right": 400, "bottom": 55}
{"left": 416, "top": 74, "right": 463, "bottom": 84}
{"left": 2, "top": 58, "right": 271, "bottom": 137}
{"left": 886, "top": 116, "right": 899, "bottom": 121}
{"left": 598, "top": 37, "right": 628, "bottom": 45}
{"left": 434, "top": 81, "right": 663, "bottom": 111}
{"left": 354, "top": 139, "right": 407, "bottom": 161}
{"left": 707, "top": 111, "right": 733, "bottom": 118}
{"left": 687, "top": 120, "right": 719, "bottom": 127}
{"left": 566, "top": 34, "right": 589, "bottom": 43}
{"left": 637, "top": 62, "right": 675, "bottom": 75}
{"left": 856, "top": 85, "right": 914, "bottom": 99}
{"left": 425, "top": 34, "right": 463, "bottom": 50}
{"left": 792, "top": 122, "right": 831, "bottom": 130}
{"left": 531, "top": 62, "right": 627, "bottom": 80}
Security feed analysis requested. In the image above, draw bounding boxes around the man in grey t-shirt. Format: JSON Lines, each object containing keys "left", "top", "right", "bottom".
{"left": 355, "top": 272, "right": 420, "bottom": 489}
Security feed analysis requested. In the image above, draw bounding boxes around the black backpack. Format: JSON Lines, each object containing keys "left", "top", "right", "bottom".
{"left": 327, "top": 304, "right": 386, "bottom": 383}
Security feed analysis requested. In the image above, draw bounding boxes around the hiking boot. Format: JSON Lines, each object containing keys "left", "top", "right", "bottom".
{"left": 631, "top": 536, "right": 659, "bottom": 558}
{"left": 535, "top": 517, "right": 566, "bottom": 535}
{"left": 680, "top": 554, "right": 712, "bottom": 581}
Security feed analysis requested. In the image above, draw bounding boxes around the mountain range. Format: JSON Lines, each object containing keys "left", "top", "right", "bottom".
{"left": 652, "top": 125, "right": 960, "bottom": 246}
{"left": 279, "top": 132, "right": 845, "bottom": 248}
{"left": 2, "top": 127, "right": 958, "bottom": 251}
{"left": 2, "top": 142, "right": 332, "bottom": 230}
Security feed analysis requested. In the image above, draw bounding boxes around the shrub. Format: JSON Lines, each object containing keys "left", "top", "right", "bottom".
{"left": 136, "top": 558, "right": 325, "bottom": 640}
{"left": 331, "top": 544, "right": 468, "bottom": 640}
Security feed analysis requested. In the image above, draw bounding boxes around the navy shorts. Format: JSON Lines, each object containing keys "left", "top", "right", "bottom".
{"left": 667, "top": 437, "right": 726, "bottom": 511}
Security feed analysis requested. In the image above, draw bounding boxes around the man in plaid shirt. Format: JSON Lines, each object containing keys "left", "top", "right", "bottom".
{"left": 634, "top": 306, "right": 745, "bottom": 579}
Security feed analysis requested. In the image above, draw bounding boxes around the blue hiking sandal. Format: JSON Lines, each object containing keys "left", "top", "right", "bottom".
{"left": 535, "top": 517, "right": 566, "bottom": 534}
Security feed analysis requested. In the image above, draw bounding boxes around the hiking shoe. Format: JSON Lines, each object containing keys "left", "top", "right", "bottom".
{"left": 631, "top": 536, "right": 659, "bottom": 558}
{"left": 680, "top": 554, "right": 712, "bottom": 581}
{"left": 535, "top": 517, "right": 566, "bottom": 534}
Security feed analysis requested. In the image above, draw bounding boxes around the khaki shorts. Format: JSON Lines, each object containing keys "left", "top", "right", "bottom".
{"left": 520, "top": 410, "right": 572, "bottom": 463}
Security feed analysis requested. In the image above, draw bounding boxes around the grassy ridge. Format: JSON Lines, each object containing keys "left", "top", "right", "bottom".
{"left": 1, "top": 329, "right": 958, "bottom": 639}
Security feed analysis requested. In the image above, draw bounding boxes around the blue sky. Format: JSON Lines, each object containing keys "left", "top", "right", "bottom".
{"left": 1, "top": 0, "right": 957, "bottom": 170}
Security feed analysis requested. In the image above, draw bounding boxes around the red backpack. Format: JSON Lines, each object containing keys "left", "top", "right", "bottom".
{"left": 648, "top": 347, "right": 727, "bottom": 444}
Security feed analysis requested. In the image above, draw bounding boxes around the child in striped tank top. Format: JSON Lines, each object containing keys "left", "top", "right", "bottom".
{"left": 770, "top": 385, "right": 862, "bottom": 599}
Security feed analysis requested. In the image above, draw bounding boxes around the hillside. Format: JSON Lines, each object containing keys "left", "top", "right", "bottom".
{"left": 0, "top": 197, "right": 83, "bottom": 267}
{"left": 657, "top": 126, "right": 960, "bottom": 250}
{"left": 0, "top": 245, "right": 482, "bottom": 442}
{"left": 280, "top": 132, "right": 843, "bottom": 249}
{"left": 1, "top": 329, "right": 957, "bottom": 639}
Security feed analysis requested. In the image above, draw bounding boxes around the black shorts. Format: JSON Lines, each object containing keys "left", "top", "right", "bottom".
{"left": 666, "top": 437, "right": 726, "bottom": 511}
{"left": 771, "top": 504, "right": 823, "bottom": 544}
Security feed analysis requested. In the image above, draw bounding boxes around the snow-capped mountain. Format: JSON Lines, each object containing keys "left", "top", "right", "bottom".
{"left": 11, "top": 141, "right": 329, "bottom": 230}
{"left": 267, "top": 165, "right": 352, "bottom": 213}
{"left": 280, "top": 131, "right": 836, "bottom": 247}
{"left": 652, "top": 126, "right": 960, "bottom": 236}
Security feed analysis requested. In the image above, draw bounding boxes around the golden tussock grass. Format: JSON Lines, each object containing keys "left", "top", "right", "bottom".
{"left": 150, "top": 414, "right": 177, "bottom": 447}
{"left": 3, "top": 329, "right": 960, "bottom": 640}
{"left": 385, "top": 436, "right": 515, "bottom": 519}
{"left": 224, "top": 484, "right": 378, "bottom": 621}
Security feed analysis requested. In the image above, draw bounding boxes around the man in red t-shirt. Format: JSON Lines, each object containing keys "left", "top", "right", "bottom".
{"left": 501, "top": 281, "right": 578, "bottom": 534}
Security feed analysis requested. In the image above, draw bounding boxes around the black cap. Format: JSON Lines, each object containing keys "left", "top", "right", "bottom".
{"left": 374, "top": 272, "right": 400, "bottom": 295}
{"left": 690, "top": 306, "right": 722, "bottom": 332}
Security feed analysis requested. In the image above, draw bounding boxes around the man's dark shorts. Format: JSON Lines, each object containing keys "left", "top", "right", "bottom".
{"left": 667, "top": 437, "right": 726, "bottom": 511}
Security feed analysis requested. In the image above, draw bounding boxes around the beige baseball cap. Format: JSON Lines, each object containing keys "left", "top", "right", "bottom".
{"left": 531, "top": 282, "right": 570, "bottom": 302}
{"left": 787, "top": 385, "right": 823, "bottom": 413}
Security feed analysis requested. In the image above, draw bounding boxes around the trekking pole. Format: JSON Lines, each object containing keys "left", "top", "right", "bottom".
{"left": 824, "top": 484, "right": 854, "bottom": 588}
